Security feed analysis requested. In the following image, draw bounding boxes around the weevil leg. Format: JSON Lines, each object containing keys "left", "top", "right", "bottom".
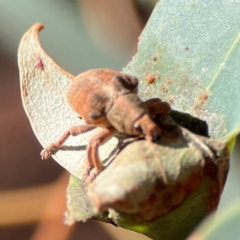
{"left": 87, "top": 126, "right": 116, "bottom": 171}
{"left": 82, "top": 165, "right": 100, "bottom": 185}
{"left": 40, "top": 124, "right": 96, "bottom": 160}
{"left": 145, "top": 98, "right": 171, "bottom": 116}
{"left": 82, "top": 162, "right": 95, "bottom": 184}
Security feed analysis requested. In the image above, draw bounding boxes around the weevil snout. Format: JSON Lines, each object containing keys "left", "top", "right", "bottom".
{"left": 134, "top": 114, "right": 161, "bottom": 142}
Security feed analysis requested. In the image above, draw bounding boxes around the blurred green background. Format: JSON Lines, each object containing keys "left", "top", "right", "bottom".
{"left": 0, "top": 0, "right": 239, "bottom": 239}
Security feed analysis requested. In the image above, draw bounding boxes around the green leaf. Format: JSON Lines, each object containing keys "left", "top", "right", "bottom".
{"left": 189, "top": 199, "right": 240, "bottom": 240}
{"left": 124, "top": 0, "right": 240, "bottom": 140}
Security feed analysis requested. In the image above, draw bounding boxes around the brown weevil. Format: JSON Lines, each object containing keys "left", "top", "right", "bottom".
{"left": 41, "top": 69, "right": 171, "bottom": 176}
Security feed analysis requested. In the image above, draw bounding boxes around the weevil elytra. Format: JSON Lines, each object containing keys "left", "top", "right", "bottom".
{"left": 41, "top": 69, "right": 170, "bottom": 176}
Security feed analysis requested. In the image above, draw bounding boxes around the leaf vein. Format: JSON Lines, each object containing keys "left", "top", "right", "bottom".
{"left": 207, "top": 30, "right": 240, "bottom": 91}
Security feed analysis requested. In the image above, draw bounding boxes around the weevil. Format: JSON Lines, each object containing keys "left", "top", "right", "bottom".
{"left": 41, "top": 69, "right": 171, "bottom": 176}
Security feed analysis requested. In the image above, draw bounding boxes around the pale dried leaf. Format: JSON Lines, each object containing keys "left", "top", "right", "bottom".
{"left": 18, "top": 23, "right": 118, "bottom": 178}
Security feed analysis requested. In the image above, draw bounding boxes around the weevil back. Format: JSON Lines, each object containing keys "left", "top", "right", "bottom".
{"left": 67, "top": 68, "right": 139, "bottom": 127}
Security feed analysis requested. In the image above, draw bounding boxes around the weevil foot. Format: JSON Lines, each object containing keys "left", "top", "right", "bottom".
{"left": 82, "top": 163, "right": 94, "bottom": 180}
{"left": 145, "top": 98, "right": 171, "bottom": 117}
{"left": 40, "top": 143, "right": 58, "bottom": 160}
{"left": 82, "top": 162, "right": 102, "bottom": 185}
{"left": 40, "top": 149, "right": 51, "bottom": 160}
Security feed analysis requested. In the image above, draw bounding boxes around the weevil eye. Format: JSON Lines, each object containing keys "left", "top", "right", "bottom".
{"left": 134, "top": 123, "right": 142, "bottom": 132}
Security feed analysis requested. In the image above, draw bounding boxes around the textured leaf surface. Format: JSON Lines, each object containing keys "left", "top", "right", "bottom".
{"left": 18, "top": 24, "right": 118, "bottom": 178}
{"left": 124, "top": 0, "right": 240, "bottom": 140}
{"left": 189, "top": 199, "right": 240, "bottom": 240}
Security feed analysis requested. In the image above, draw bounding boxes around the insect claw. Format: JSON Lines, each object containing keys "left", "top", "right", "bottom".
{"left": 40, "top": 149, "right": 51, "bottom": 160}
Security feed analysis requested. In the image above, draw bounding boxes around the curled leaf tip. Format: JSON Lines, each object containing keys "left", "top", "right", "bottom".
{"left": 32, "top": 23, "right": 45, "bottom": 32}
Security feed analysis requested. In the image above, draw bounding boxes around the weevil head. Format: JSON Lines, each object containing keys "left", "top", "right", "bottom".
{"left": 106, "top": 93, "right": 161, "bottom": 140}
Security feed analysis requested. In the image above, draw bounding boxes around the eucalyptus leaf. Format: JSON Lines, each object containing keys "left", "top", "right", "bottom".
{"left": 124, "top": 0, "right": 240, "bottom": 140}
{"left": 189, "top": 199, "right": 240, "bottom": 240}
{"left": 18, "top": 23, "right": 118, "bottom": 179}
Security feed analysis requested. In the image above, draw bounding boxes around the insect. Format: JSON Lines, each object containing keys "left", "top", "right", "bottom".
{"left": 40, "top": 69, "right": 171, "bottom": 177}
